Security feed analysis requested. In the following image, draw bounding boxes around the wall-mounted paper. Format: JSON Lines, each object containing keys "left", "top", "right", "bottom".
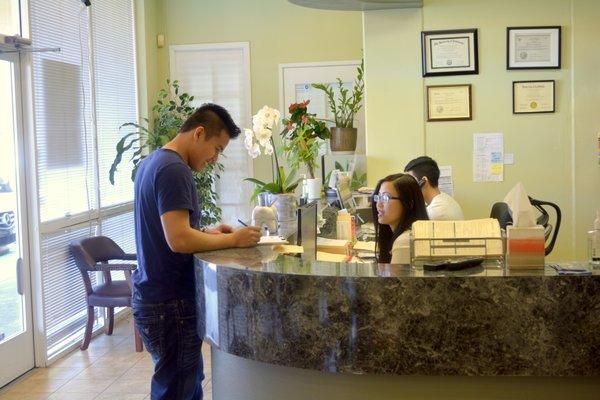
{"left": 438, "top": 165, "right": 454, "bottom": 196}
{"left": 473, "top": 133, "right": 504, "bottom": 182}
{"left": 295, "top": 81, "right": 353, "bottom": 122}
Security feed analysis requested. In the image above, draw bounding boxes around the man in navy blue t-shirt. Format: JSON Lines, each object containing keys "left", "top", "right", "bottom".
{"left": 132, "top": 103, "right": 260, "bottom": 399}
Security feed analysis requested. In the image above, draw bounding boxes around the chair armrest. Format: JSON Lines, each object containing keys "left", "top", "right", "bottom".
{"left": 95, "top": 263, "right": 137, "bottom": 272}
{"left": 121, "top": 253, "right": 137, "bottom": 261}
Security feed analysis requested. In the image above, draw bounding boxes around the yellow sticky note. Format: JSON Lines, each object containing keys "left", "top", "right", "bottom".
{"left": 491, "top": 164, "right": 503, "bottom": 175}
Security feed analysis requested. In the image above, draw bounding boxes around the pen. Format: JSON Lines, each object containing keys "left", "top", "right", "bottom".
{"left": 237, "top": 219, "right": 248, "bottom": 227}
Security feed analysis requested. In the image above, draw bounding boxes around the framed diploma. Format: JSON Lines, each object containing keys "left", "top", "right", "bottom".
{"left": 426, "top": 84, "right": 472, "bottom": 121}
{"left": 507, "top": 26, "right": 561, "bottom": 69}
{"left": 421, "top": 29, "right": 478, "bottom": 77}
{"left": 512, "top": 80, "right": 555, "bottom": 114}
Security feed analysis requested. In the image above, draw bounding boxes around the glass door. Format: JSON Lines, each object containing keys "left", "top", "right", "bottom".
{"left": 0, "top": 52, "right": 35, "bottom": 387}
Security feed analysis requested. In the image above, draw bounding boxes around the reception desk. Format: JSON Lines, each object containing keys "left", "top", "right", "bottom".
{"left": 194, "top": 247, "right": 600, "bottom": 400}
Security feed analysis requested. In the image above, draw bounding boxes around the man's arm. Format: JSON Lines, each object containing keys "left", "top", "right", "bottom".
{"left": 160, "top": 210, "right": 260, "bottom": 253}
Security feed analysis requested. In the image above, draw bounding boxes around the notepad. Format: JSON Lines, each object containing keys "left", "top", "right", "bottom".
{"left": 411, "top": 218, "right": 503, "bottom": 258}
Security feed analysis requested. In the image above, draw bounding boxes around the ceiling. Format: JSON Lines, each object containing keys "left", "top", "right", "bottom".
{"left": 288, "top": 0, "right": 423, "bottom": 11}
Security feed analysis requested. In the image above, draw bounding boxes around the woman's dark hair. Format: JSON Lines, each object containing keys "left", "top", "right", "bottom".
{"left": 371, "top": 173, "right": 429, "bottom": 263}
{"left": 179, "top": 103, "right": 241, "bottom": 139}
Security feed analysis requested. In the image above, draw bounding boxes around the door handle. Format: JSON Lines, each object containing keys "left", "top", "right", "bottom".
{"left": 16, "top": 257, "right": 23, "bottom": 295}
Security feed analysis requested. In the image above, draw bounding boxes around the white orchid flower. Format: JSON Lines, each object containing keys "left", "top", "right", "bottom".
{"left": 246, "top": 105, "right": 281, "bottom": 158}
{"left": 244, "top": 129, "right": 254, "bottom": 151}
{"left": 264, "top": 142, "right": 274, "bottom": 155}
{"left": 249, "top": 143, "right": 261, "bottom": 158}
{"left": 255, "top": 127, "right": 272, "bottom": 143}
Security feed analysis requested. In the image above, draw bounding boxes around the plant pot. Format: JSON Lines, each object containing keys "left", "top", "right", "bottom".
{"left": 329, "top": 127, "right": 357, "bottom": 153}
{"left": 271, "top": 193, "right": 298, "bottom": 238}
{"left": 305, "top": 177, "right": 321, "bottom": 200}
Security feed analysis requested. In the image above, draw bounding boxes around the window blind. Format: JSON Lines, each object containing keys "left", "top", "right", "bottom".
{"left": 41, "top": 222, "right": 99, "bottom": 358}
{"left": 29, "top": 0, "right": 138, "bottom": 360}
{"left": 91, "top": 0, "right": 138, "bottom": 208}
{"left": 30, "top": 0, "right": 96, "bottom": 223}
{"left": 169, "top": 44, "right": 253, "bottom": 224}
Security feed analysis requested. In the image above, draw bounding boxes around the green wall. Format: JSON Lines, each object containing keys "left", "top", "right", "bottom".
{"left": 137, "top": 0, "right": 363, "bottom": 180}
{"left": 135, "top": 0, "right": 599, "bottom": 261}
{"left": 364, "top": 0, "right": 600, "bottom": 261}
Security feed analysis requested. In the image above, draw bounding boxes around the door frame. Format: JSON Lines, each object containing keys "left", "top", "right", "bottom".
{"left": 0, "top": 50, "right": 35, "bottom": 386}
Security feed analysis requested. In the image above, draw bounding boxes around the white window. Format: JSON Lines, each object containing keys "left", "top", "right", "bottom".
{"left": 29, "top": 0, "right": 138, "bottom": 361}
{"left": 169, "top": 43, "right": 253, "bottom": 224}
{"left": 91, "top": 0, "right": 138, "bottom": 208}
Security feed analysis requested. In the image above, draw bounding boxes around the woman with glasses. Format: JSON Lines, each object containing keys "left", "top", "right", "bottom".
{"left": 371, "top": 173, "right": 429, "bottom": 263}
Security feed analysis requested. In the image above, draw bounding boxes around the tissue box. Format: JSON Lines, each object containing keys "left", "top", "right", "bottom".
{"left": 506, "top": 226, "right": 545, "bottom": 270}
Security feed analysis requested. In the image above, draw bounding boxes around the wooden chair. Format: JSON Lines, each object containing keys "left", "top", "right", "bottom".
{"left": 69, "top": 236, "right": 143, "bottom": 351}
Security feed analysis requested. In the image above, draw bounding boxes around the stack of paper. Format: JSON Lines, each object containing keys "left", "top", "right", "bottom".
{"left": 411, "top": 218, "right": 503, "bottom": 258}
{"left": 317, "top": 237, "right": 351, "bottom": 255}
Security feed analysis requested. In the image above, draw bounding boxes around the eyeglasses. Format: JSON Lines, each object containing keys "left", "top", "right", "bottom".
{"left": 372, "top": 193, "right": 401, "bottom": 204}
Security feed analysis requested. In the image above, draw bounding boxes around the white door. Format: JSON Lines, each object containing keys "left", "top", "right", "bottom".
{"left": 0, "top": 52, "right": 35, "bottom": 387}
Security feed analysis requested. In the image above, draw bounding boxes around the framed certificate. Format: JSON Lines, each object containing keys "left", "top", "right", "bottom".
{"left": 426, "top": 84, "right": 472, "bottom": 121}
{"left": 421, "top": 29, "right": 478, "bottom": 77}
{"left": 507, "top": 26, "right": 561, "bottom": 69}
{"left": 512, "top": 80, "right": 555, "bottom": 114}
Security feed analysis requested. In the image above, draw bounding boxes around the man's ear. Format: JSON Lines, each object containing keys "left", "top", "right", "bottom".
{"left": 194, "top": 126, "right": 205, "bottom": 141}
{"left": 419, "top": 177, "right": 428, "bottom": 187}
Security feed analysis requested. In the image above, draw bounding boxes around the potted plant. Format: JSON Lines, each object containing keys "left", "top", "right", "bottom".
{"left": 109, "top": 79, "right": 224, "bottom": 226}
{"left": 312, "top": 60, "right": 364, "bottom": 153}
{"left": 244, "top": 106, "right": 300, "bottom": 236}
{"left": 280, "top": 99, "right": 330, "bottom": 199}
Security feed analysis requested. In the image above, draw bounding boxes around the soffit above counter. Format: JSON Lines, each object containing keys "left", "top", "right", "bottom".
{"left": 288, "top": 0, "right": 422, "bottom": 11}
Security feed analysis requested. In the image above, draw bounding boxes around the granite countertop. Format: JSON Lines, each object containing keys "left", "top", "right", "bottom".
{"left": 194, "top": 245, "right": 599, "bottom": 278}
{"left": 194, "top": 246, "right": 600, "bottom": 376}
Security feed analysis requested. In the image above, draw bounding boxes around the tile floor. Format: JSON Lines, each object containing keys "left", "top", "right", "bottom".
{"left": 0, "top": 317, "right": 212, "bottom": 399}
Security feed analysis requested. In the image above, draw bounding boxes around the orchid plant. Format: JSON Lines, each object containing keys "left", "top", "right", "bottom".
{"left": 243, "top": 106, "right": 300, "bottom": 202}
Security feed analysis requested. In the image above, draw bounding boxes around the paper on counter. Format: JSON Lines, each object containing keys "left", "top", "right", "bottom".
{"left": 258, "top": 236, "right": 288, "bottom": 245}
{"left": 473, "top": 133, "right": 504, "bottom": 182}
{"left": 411, "top": 218, "right": 503, "bottom": 257}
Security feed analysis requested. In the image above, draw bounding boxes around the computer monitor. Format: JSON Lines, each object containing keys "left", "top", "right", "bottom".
{"left": 336, "top": 175, "right": 357, "bottom": 215}
{"left": 297, "top": 201, "right": 317, "bottom": 260}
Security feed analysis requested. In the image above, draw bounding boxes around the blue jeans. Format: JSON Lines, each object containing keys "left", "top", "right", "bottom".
{"left": 132, "top": 297, "right": 204, "bottom": 400}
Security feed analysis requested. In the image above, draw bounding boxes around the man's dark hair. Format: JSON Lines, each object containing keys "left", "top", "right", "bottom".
{"left": 404, "top": 156, "right": 440, "bottom": 187}
{"left": 179, "top": 103, "right": 240, "bottom": 139}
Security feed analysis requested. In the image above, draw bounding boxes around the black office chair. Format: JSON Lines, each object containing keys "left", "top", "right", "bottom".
{"left": 490, "top": 197, "right": 561, "bottom": 256}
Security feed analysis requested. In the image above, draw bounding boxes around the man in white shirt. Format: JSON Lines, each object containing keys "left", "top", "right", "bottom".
{"left": 404, "top": 156, "right": 464, "bottom": 221}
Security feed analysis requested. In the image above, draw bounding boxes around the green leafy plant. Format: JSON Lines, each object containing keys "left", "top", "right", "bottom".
{"left": 280, "top": 100, "right": 330, "bottom": 179}
{"left": 311, "top": 61, "right": 364, "bottom": 128}
{"left": 325, "top": 161, "right": 367, "bottom": 191}
{"left": 109, "top": 79, "right": 224, "bottom": 226}
{"left": 244, "top": 166, "right": 300, "bottom": 203}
